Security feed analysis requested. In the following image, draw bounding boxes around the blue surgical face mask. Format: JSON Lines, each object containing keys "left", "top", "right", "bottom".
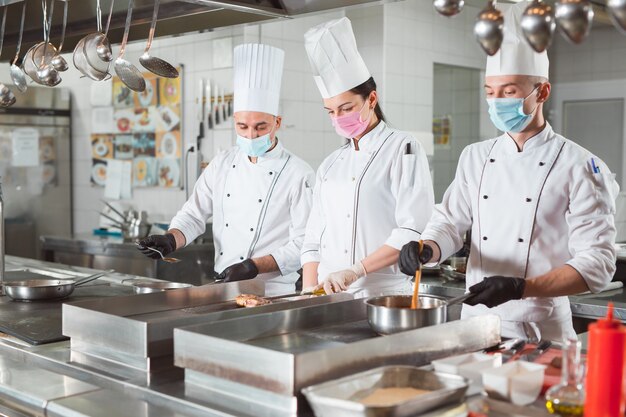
{"left": 236, "top": 126, "right": 275, "bottom": 157}
{"left": 487, "top": 86, "right": 540, "bottom": 133}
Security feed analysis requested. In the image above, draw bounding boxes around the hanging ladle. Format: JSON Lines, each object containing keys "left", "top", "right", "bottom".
{"left": 139, "top": 0, "right": 178, "bottom": 78}
{"left": 474, "top": 0, "right": 504, "bottom": 56}
{"left": 36, "top": 0, "right": 61, "bottom": 86}
{"left": 96, "top": 0, "right": 115, "bottom": 62}
{"left": 0, "top": 6, "right": 16, "bottom": 107}
{"left": 521, "top": 0, "right": 556, "bottom": 53}
{"left": 51, "top": 0, "right": 69, "bottom": 71}
{"left": 9, "top": 2, "right": 27, "bottom": 93}
{"left": 114, "top": 0, "right": 146, "bottom": 92}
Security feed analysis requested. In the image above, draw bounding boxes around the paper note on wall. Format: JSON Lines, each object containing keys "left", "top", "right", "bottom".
{"left": 92, "top": 107, "right": 115, "bottom": 134}
{"left": 121, "top": 160, "right": 132, "bottom": 199}
{"left": 104, "top": 159, "right": 123, "bottom": 200}
{"left": 12, "top": 128, "right": 39, "bottom": 167}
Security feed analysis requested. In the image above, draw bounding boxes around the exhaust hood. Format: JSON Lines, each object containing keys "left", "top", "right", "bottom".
{"left": 0, "top": 0, "right": 390, "bottom": 62}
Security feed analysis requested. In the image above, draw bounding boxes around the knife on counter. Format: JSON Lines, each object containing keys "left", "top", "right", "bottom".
{"left": 519, "top": 340, "right": 552, "bottom": 362}
{"left": 206, "top": 80, "right": 214, "bottom": 130}
{"left": 214, "top": 82, "right": 221, "bottom": 125}
{"left": 196, "top": 78, "right": 205, "bottom": 150}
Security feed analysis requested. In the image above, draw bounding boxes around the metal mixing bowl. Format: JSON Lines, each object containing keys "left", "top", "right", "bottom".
{"left": 365, "top": 294, "right": 447, "bottom": 335}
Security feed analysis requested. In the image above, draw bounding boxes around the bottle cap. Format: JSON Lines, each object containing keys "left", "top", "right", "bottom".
{"left": 596, "top": 303, "right": 621, "bottom": 329}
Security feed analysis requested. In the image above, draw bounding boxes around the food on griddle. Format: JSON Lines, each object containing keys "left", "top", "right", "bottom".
{"left": 358, "top": 387, "right": 430, "bottom": 406}
{"left": 235, "top": 294, "right": 272, "bottom": 308}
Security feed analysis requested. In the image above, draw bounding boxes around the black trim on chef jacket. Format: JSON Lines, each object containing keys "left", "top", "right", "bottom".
{"left": 350, "top": 131, "right": 394, "bottom": 264}
{"left": 246, "top": 155, "right": 291, "bottom": 261}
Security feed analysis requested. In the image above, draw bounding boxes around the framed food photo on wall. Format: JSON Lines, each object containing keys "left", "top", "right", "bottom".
{"left": 90, "top": 66, "right": 184, "bottom": 190}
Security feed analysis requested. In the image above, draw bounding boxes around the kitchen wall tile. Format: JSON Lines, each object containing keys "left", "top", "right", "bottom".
{"left": 282, "top": 40, "right": 307, "bottom": 72}
{"left": 303, "top": 102, "right": 327, "bottom": 132}
{"left": 281, "top": 100, "right": 304, "bottom": 131}
{"left": 260, "top": 21, "right": 283, "bottom": 39}
{"left": 282, "top": 71, "right": 305, "bottom": 102}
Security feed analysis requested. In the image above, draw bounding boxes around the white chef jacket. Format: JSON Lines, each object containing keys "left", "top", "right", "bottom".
{"left": 301, "top": 121, "right": 435, "bottom": 297}
{"left": 422, "top": 123, "right": 618, "bottom": 341}
{"left": 170, "top": 140, "right": 315, "bottom": 296}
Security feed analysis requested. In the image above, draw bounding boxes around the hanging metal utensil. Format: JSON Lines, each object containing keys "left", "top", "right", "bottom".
{"left": 36, "top": 0, "right": 61, "bottom": 86}
{"left": 433, "top": 0, "right": 464, "bottom": 17}
{"left": 114, "top": 0, "right": 146, "bottom": 92}
{"left": 96, "top": 0, "right": 115, "bottom": 62}
{"left": 73, "top": 0, "right": 108, "bottom": 81}
{"left": 51, "top": 0, "right": 69, "bottom": 71}
{"left": 0, "top": 6, "right": 15, "bottom": 107}
{"left": 608, "top": 0, "right": 626, "bottom": 34}
{"left": 555, "top": 0, "right": 593, "bottom": 44}
{"left": 521, "top": 0, "right": 556, "bottom": 53}
{"left": 214, "top": 82, "right": 220, "bottom": 125}
{"left": 10, "top": 2, "right": 27, "bottom": 93}
{"left": 139, "top": 0, "right": 179, "bottom": 78}
{"left": 83, "top": 0, "right": 112, "bottom": 78}
{"left": 474, "top": 0, "right": 504, "bottom": 56}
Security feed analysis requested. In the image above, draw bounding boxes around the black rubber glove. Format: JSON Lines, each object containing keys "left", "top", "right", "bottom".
{"left": 399, "top": 241, "right": 434, "bottom": 275}
{"left": 137, "top": 234, "right": 177, "bottom": 259}
{"left": 465, "top": 276, "right": 526, "bottom": 308}
{"left": 217, "top": 259, "right": 259, "bottom": 282}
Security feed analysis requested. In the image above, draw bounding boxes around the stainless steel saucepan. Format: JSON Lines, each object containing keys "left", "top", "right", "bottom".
{"left": 4, "top": 270, "right": 113, "bottom": 301}
{"left": 365, "top": 293, "right": 474, "bottom": 335}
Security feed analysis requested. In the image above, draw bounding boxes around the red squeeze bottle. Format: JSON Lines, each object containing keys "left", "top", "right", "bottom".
{"left": 584, "top": 303, "right": 626, "bottom": 417}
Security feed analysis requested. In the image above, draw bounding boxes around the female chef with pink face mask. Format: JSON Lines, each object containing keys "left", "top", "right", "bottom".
{"left": 301, "top": 17, "right": 435, "bottom": 297}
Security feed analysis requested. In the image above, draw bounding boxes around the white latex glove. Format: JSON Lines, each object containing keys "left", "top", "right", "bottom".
{"left": 315, "top": 261, "right": 367, "bottom": 294}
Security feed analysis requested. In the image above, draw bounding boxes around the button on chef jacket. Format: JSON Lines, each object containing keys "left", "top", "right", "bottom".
{"left": 301, "top": 121, "right": 435, "bottom": 296}
{"left": 422, "top": 123, "right": 618, "bottom": 341}
{"left": 170, "top": 140, "right": 315, "bottom": 296}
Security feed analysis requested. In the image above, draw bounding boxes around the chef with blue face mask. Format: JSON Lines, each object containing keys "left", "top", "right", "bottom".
{"left": 138, "top": 44, "right": 315, "bottom": 296}
{"left": 399, "top": 1, "right": 619, "bottom": 341}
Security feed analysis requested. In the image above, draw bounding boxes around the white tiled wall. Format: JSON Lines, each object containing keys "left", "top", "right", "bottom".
{"left": 0, "top": 0, "right": 493, "bottom": 234}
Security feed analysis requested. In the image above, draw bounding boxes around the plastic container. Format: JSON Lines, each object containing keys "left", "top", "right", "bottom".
{"left": 584, "top": 303, "right": 626, "bottom": 417}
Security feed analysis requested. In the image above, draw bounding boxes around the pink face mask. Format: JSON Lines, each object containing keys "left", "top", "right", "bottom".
{"left": 331, "top": 102, "right": 372, "bottom": 138}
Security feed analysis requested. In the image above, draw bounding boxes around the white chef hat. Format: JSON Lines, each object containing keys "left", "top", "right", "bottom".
{"left": 304, "top": 17, "right": 371, "bottom": 99}
{"left": 485, "top": 1, "right": 549, "bottom": 79}
{"left": 233, "top": 43, "right": 284, "bottom": 116}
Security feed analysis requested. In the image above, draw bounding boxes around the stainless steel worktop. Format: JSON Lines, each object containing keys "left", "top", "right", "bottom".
{"left": 41, "top": 234, "right": 215, "bottom": 285}
{"left": 418, "top": 273, "right": 626, "bottom": 322}
{"left": 0, "top": 256, "right": 619, "bottom": 417}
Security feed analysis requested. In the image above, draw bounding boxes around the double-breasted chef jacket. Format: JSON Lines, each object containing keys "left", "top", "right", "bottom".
{"left": 422, "top": 123, "right": 618, "bottom": 340}
{"left": 170, "top": 140, "right": 315, "bottom": 296}
{"left": 301, "top": 121, "right": 435, "bottom": 297}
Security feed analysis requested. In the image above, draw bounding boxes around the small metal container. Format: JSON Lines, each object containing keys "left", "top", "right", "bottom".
{"left": 132, "top": 281, "right": 192, "bottom": 294}
{"left": 366, "top": 295, "right": 447, "bottom": 335}
{"left": 302, "top": 365, "right": 468, "bottom": 417}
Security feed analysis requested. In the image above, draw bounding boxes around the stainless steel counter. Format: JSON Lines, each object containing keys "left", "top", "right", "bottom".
{"left": 41, "top": 234, "right": 215, "bottom": 285}
{"left": 418, "top": 273, "right": 626, "bottom": 322}
{"left": 0, "top": 256, "right": 618, "bottom": 417}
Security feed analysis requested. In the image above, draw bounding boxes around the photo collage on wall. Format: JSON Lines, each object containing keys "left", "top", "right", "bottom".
{"left": 91, "top": 69, "right": 183, "bottom": 188}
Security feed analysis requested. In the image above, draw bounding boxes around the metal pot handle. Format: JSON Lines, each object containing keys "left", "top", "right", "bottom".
{"left": 446, "top": 293, "right": 474, "bottom": 306}
{"left": 74, "top": 269, "right": 114, "bottom": 287}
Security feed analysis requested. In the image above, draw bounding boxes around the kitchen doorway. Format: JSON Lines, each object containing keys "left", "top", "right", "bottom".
{"left": 563, "top": 98, "right": 624, "bottom": 188}
{"left": 432, "top": 64, "right": 483, "bottom": 202}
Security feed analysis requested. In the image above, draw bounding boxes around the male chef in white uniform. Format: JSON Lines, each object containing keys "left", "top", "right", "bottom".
{"left": 138, "top": 44, "right": 315, "bottom": 296}
{"left": 399, "top": 2, "right": 618, "bottom": 341}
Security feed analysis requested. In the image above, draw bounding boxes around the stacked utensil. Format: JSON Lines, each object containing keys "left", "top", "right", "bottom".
{"left": 0, "top": 5, "right": 15, "bottom": 107}
{"left": 99, "top": 201, "right": 152, "bottom": 240}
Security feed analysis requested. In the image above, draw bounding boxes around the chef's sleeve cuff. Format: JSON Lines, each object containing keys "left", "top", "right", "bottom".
{"left": 168, "top": 220, "right": 200, "bottom": 248}
{"left": 269, "top": 252, "right": 294, "bottom": 276}
{"left": 421, "top": 228, "right": 458, "bottom": 264}
{"left": 566, "top": 257, "right": 615, "bottom": 294}
{"left": 385, "top": 228, "right": 422, "bottom": 251}
{"left": 301, "top": 250, "right": 320, "bottom": 265}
